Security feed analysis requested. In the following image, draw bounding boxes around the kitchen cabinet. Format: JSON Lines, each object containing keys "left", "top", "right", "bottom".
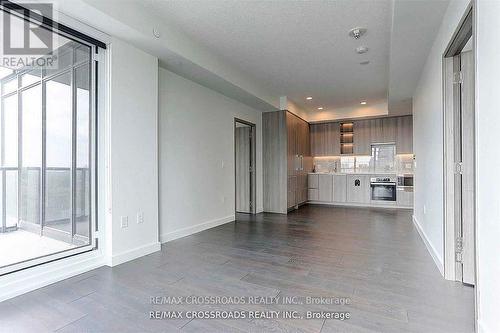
{"left": 310, "top": 122, "right": 340, "bottom": 156}
{"left": 396, "top": 116, "right": 413, "bottom": 154}
{"left": 353, "top": 120, "right": 371, "bottom": 155}
{"left": 308, "top": 188, "right": 319, "bottom": 201}
{"left": 310, "top": 116, "right": 413, "bottom": 157}
{"left": 346, "top": 175, "right": 370, "bottom": 203}
{"left": 308, "top": 174, "right": 319, "bottom": 189}
{"left": 318, "top": 174, "right": 333, "bottom": 202}
{"left": 382, "top": 117, "right": 397, "bottom": 143}
{"left": 263, "top": 110, "right": 312, "bottom": 213}
{"left": 396, "top": 188, "right": 414, "bottom": 207}
{"left": 333, "top": 175, "right": 347, "bottom": 202}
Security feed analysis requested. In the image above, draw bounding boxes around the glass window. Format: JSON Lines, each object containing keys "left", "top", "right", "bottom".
{"left": 372, "top": 144, "right": 396, "bottom": 172}
{"left": 3, "top": 94, "right": 18, "bottom": 167}
{"left": 45, "top": 72, "right": 72, "bottom": 235}
{"left": 0, "top": 8, "right": 98, "bottom": 271}
{"left": 20, "top": 86, "right": 42, "bottom": 226}
{"left": 2, "top": 78, "right": 18, "bottom": 95}
{"left": 75, "top": 64, "right": 91, "bottom": 238}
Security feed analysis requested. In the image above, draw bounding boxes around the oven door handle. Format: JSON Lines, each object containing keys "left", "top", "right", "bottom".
{"left": 370, "top": 182, "right": 397, "bottom": 186}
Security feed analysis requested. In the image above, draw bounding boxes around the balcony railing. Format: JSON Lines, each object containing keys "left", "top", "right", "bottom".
{"left": 0, "top": 166, "right": 90, "bottom": 246}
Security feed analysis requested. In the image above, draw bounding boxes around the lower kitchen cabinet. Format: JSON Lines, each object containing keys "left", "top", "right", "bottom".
{"left": 318, "top": 174, "right": 333, "bottom": 202}
{"left": 308, "top": 188, "right": 319, "bottom": 201}
{"left": 333, "top": 175, "right": 347, "bottom": 202}
{"left": 396, "top": 187, "right": 414, "bottom": 207}
{"left": 346, "top": 175, "right": 370, "bottom": 204}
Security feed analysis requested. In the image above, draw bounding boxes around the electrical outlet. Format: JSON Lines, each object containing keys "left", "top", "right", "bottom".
{"left": 137, "top": 212, "right": 144, "bottom": 224}
{"left": 120, "top": 216, "right": 129, "bottom": 228}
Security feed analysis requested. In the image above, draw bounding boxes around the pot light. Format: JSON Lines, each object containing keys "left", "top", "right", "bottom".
{"left": 317, "top": 107, "right": 323, "bottom": 110}
{"left": 306, "top": 97, "right": 313, "bottom": 100}
{"left": 360, "top": 101, "right": 367, "bottom": 105}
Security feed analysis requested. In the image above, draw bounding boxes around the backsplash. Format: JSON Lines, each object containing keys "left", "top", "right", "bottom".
{"left": 313, "top": 154, "right": 414, "bottom": 174}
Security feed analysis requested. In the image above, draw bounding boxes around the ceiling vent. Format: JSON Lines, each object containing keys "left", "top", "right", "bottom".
{"left": 348, "top": 27, "right": 367, "bottom": 39}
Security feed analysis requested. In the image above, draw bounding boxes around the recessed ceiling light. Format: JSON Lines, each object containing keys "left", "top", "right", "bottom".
{"left": 360, "top": 101, "right": 367, "bottom": 105}
{"left": 306, "top": 97, "right": 313, "bottom": 100}
{"left": 356, "top": 46, "right": 369, "bottom": 54}
{"left": 317, "top": 107, "right": 323, "bottom": 110}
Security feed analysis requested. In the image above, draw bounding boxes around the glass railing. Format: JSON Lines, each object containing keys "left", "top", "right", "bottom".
{"left": 0, "top": 166, "right": 90, "bottom": 244}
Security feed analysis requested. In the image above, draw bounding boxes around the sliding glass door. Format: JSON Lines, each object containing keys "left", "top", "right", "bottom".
{"left": 0, "top": 5, "right": 98, "bottom": 273}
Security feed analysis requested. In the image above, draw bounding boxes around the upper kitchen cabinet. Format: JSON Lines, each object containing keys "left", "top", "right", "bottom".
{"left": 396, "top": 116, "right": 413, "bottom": 154}
{"left": 370, "top": 117, "right": 396, "bottom": 144}
{"left": 310, "top": 122, "right": 340, "bottom": 156}
{"left": 353, "top": 119, "right": 371, "bottom": 155}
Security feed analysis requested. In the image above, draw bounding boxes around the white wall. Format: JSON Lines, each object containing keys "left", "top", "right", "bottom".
{"left": 108, "top": 38, "right": 160, "bottom": 265}
{"left": 412, "top": 0, "right": 469, "bottom": 271}
{"left": 158, "top": 68, "right": 263, "bottom": 243}
{"left": 475, "top": 2, "right": 500, "bottom": 332}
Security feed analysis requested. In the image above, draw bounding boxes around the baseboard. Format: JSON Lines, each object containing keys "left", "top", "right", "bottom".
{"left": 0, "top": 251, "right": 105, "bottom": 302}
{"left": 107, "top": 241, "right": 161, "bottom": 267}
{"left": 160, "top": 215, "right": 235, "bottom": 243}
{"left": 412, "top": 214, "right": 444, "bottom": 276}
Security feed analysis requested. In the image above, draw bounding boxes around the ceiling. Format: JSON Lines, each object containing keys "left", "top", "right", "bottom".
{"left": 137, "top": 0, "right": 449, "bottom": 120}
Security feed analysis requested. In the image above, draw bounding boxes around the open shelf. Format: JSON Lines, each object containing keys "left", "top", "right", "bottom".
{"left": 340, "top": 122, "right": 354, "bottom": 154}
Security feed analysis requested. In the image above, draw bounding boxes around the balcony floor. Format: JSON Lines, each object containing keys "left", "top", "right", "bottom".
{"left": 0, "top": 229, "right": 75, "bottom": 268}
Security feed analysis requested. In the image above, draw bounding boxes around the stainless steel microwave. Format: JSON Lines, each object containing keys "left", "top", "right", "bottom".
{"left": 397, "top": 174, "right": 414, "bottom": 187}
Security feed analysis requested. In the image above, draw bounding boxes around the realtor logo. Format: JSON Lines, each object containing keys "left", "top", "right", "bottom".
{"left": 1, "top": 2, "right": 57, "bottom": 69}
{"left": 2, "top": 2, "right": 53, "bottom": 55}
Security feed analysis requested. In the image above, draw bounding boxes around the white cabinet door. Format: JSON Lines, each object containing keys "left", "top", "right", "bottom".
{"left": 308, "top": 189, "right": 319, "bottom": 201}
{"left": 308, "top": 174, "right": 319, "bottom": 189}
{"left": 318, "top": 174, "right": 333, "bottom": 202}
{"left": 396, "top": 188, "right": 413, "bottom": 207}
{"left": 346, "top": 175, "right": 370, "bottom": 203}
{"left": 333, "top": 175, "right": 347, "bottom": 202}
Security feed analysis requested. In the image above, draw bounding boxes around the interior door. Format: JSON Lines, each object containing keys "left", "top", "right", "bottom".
{"left": 460, "top": 49, "right": 475, "bottom": 285}
{"left": 235, "top": 124, "right": 252, "bottom": 213}
{"left": 453, "top": 49, "right": 475, "bottom": 285}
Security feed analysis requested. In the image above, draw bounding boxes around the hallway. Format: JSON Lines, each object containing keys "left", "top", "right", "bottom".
{"left": 0, "top": 206, "right": 473, "bottom": 332}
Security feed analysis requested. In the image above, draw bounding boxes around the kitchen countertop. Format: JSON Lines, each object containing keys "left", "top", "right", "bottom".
{"left": 308, "top": 172, "right": 399, "bottom": 176}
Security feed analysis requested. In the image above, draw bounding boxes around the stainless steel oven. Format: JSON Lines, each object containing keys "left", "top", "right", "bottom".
{"left": 370, "top": 177, "right": 396, "bottom": 202}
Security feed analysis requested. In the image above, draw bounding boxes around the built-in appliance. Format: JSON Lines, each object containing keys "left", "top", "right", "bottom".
{"left": 397, "top": 174, "right": 414, "bottom": 187}
{"left": 370, "top": 177, "right": 397, "bottom": 202}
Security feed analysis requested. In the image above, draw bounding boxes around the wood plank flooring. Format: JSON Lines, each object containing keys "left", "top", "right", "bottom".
{"left": 0, "top": 205, "right": 474, "bottom": 332}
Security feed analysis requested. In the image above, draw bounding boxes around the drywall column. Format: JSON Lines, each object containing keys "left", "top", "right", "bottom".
{"left": 107, "top": 38, "right": 160, "bottom": 265}
{"left": 475, "top": 1, "right": 500, "bottom": 332}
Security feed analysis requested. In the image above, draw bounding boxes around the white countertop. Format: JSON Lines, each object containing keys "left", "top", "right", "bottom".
{"left": 308, "top": 172, "right": 399, "bottom": 176}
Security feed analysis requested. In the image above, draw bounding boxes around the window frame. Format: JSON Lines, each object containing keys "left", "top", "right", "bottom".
{"left": 0, "top": 8, "right": 101, "bottom": 276}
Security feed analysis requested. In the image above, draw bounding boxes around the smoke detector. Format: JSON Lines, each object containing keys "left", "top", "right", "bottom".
{"left": 348, "top": 27, "right": 367, "bottom": 39}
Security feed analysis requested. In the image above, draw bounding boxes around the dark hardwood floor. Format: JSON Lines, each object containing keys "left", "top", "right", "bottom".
{"left": 0, "top": 205, "right": 474, "bottom": 332}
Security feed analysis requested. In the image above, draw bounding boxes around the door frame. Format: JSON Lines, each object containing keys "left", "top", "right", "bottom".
{"left": 442, "top": 1, "right": 478, "bottom": 328}
{"left": 234, "top": 118, "right": 256, "bottom": 214}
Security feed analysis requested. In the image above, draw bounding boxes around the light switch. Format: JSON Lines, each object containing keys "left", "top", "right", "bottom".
{"left": 137, "top": 212, "right": 144, "bottom": 224}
